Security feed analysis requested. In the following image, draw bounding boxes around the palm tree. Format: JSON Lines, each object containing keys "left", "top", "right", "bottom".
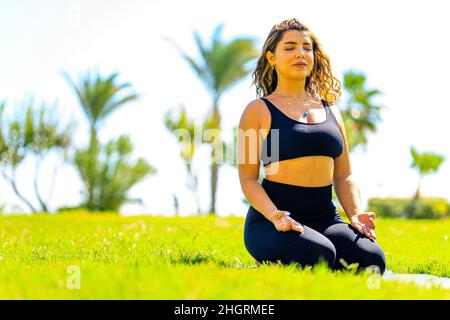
{"left": 410, "top": 146, "right": 445, "bottom": 200}
{"left": 62, "top": 70, "right": 138, "bottom": 148}
{"left": 341, "top": 70, "right": 384, "bottom": 152}
{"left": 63, "top": 70, "right": 153, "bottom": 212}
{"left": 163, "top": 23, "right": 259, "bottom": 215}
{"left": 164, "top": 104, "right": 202, "bottom": 214}
{"left": 328, "top": 71, "right": 384, "bottom": 211}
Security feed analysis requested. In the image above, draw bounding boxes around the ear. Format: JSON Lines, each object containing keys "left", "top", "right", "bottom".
{"left": 265, "top": 50, "right": 275, "bottom": 65}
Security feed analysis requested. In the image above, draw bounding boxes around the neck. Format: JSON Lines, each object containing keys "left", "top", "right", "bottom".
{"left": 272, "top": 77, "right": 308, "bottom": 98}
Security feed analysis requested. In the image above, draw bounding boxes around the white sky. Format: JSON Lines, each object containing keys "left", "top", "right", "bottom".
{"left": 1, "top": 0, "right": 449, "bottom": 216}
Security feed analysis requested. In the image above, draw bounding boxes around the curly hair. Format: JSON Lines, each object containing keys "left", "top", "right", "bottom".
{"left": 252, "top": 18, "right": 342, "bottom": 104}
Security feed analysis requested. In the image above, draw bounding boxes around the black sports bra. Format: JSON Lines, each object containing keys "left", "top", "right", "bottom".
{"left": 260, "top": 97, "right": 344, "bottom": 166}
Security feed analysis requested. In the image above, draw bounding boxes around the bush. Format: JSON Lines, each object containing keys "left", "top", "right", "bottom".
{"left": 367, "top": 198, "right": 410, "bottom": 218}
{"left": 56, "top": 205, "right": 88, "bottom": 213}
{"left": 367, "top": 197, "right": 450, "bottom": 219}
{"left": 403, "top": 198, "right": 449, "bottom": 219}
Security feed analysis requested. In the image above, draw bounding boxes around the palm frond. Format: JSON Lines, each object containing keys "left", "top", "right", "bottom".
{"left": 63, "top": 70, "right": 137, "bottom": 131}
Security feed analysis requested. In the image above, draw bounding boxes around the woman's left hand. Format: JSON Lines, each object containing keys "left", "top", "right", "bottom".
{"left": 350, "top": 211, "right": 377, "bottom": 240}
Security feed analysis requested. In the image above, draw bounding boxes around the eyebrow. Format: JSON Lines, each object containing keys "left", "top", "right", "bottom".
{"left": 283, "top": 41, "right": 312, "bottom": 45}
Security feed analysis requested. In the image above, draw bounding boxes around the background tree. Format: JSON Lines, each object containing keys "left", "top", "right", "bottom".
{"left": 327, "top": 70, "right": 385, "bottom": 212}
{"left": 64, "top": 70, "right": 156, "bottom": 212}
{"left": 164, "top": 104, "right": 202, "bottom": 214}
{"left": 73, "top": 135, "right": 155, "bottom": 211}
{"left": 0, "top": 98, "right": 74, "bottom": 213}
{"left": 410, "top": 146, "right": 445, "bottom": 200}
{"left": 163, "top": 23, "right": 259, "bottom": 215}
{"left": 63, "top": 70, "right": 138, "bottom": 149}
{"left": 340, "top": 70, "right": 384, "bottom": 152}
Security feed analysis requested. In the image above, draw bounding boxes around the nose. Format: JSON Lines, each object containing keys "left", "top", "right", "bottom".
{"left": 295, "top": 50, "right": 306, "bottom": 58}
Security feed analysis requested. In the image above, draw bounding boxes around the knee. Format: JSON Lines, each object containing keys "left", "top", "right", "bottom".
{"left": 296, "top": 237, "right": 337, "bottom": 269}
{"left": 281, "top": 240, "right": 337, "bottom": 270}
{"left": 363, "top": 246, "right": 387, "bottom": 275}
{"left": 315, "top": 242, "right": 337, "bottom": 269}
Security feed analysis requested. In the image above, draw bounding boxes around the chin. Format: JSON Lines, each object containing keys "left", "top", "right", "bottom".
{"left": 289, "top": 73, "right": 308, "bottom": 81}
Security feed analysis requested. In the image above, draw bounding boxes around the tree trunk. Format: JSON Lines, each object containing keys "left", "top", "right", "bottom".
{"left": 185, "top": 164, "right": 201, "bottom": 215}
{"left": 87, "top": 127, "right": 99, "bottom": 210}
{"left": 209, "top": 160, "right": 218, "bottom": 215}
{"left": 209, "top": 101, "right": 221, "bottom": 215}
{"left": 2, "top": 170, "right": 38, "bottom": 213}
{"left": 33, "top": 156, "right": 49, "bottom": 212}
{"left": 173, "top": 193, "right": 179, "bottom": 216}
{"left": 404, "top": 175, "right": 423, "bottom": 218}
{"left": 192, "top": 173, "right": 201, "bottom": 215}
{"left": 413, "top": 175, "right": 423, "bottom": 200}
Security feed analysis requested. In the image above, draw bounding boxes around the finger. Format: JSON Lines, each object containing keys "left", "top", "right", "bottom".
{"left": 358, "top": 224, "right": 368, "bottom": 237}
{"left": 370, "top": 229, "right": 377, "bottom": 240}
{"left": 278, "top": 218, "right": 289, "bottom": 232}
{"left": 356, "top": 223, "right": 364, "bottom": 234}
{"left": 284, "top": 217, "right": 295, "bottom": 231}
{"left": 291, "top": 220, "right": 304, "bottom": 233}
{"left": 367, "top": 227, "right": 376, "bottom": 240}
{"left": 368, "top": 218, "right": 376, "bottom": 229}
{"left": 352, "top": 222, "right": 364, "bottom": 235}
{"left": 283, "top": 217, "right": 293, "bottom": 231}
{"left": 368, "top": 212, "right": 377, "bottom": 220}
{"left": 363, "top": 225, "right": 373, "bottom": 240}
{"left": 287, "top": 217, "right": 304, "bottom": 233}
{"left": 362, "top": 225, "right": 370, "bottom": 238}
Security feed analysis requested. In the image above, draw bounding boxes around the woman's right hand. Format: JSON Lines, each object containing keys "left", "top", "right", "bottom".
{"left": 270, "top": 209, "right": 304, "bottom": 234}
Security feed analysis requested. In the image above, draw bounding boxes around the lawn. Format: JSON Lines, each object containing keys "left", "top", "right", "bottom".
{"left": 0, "top": 212, "right": 449, "bottom": 299}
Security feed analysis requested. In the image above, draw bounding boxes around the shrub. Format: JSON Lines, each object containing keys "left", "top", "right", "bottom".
{"left": 367, "top": 197, "right": 449, "bottom": 219}
{"left": 403, "top": 198, "right": 449, "bottom": 219}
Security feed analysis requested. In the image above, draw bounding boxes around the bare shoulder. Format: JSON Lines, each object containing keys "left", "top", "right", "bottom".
{"left": 242, "top": 98, "right": 269, "bottom": 116}
{"left": 239, "top": 98, "right": 270, "bottom": 128}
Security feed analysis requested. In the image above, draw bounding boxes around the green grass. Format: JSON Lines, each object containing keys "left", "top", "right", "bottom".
{"left": 0, "top": 212, "right": 449, "bottom": 299}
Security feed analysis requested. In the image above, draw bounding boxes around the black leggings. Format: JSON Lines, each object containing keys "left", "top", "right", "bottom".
{"left": 244, "top": 179, "right": 387, "bottom": 275}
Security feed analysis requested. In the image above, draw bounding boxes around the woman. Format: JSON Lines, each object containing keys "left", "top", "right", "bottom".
{"left": 238, "top": 18, "right": 386, "bottom": 274}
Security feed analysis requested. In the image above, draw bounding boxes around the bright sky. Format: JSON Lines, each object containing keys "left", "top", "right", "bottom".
{"left": 1, "top": 0, "right": 449, "bottom": 216}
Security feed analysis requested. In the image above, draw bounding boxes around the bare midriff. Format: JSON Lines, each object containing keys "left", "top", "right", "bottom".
{"left": 263, "top": 156, "right": 334, "bottom": 187}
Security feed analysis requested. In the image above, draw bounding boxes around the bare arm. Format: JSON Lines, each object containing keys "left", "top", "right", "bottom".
{"left": 331, "top": 105, "right": 364, "bottom": 220}
{"left": 237, "top": 100, "right": 278, "bottom": 222}
{"left": 334, "top": 176, "right": 364, "bottom": 220}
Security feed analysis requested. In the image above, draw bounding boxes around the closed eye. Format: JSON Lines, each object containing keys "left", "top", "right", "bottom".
{"left": 286, "top": 48, "right": 312, "bottom": 51}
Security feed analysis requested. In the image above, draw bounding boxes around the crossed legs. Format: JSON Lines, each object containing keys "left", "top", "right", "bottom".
{"left": 244, "top": 216, "right": 386, "bottom": 274}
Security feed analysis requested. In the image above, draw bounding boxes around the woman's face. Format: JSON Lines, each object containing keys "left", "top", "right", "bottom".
{"left": 266, "top": 30, "right": 314, "bottom": 81}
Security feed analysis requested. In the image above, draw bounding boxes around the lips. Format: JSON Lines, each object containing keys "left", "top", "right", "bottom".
{"left": 293, "top": 63, "right": 307, "bottom": 67}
